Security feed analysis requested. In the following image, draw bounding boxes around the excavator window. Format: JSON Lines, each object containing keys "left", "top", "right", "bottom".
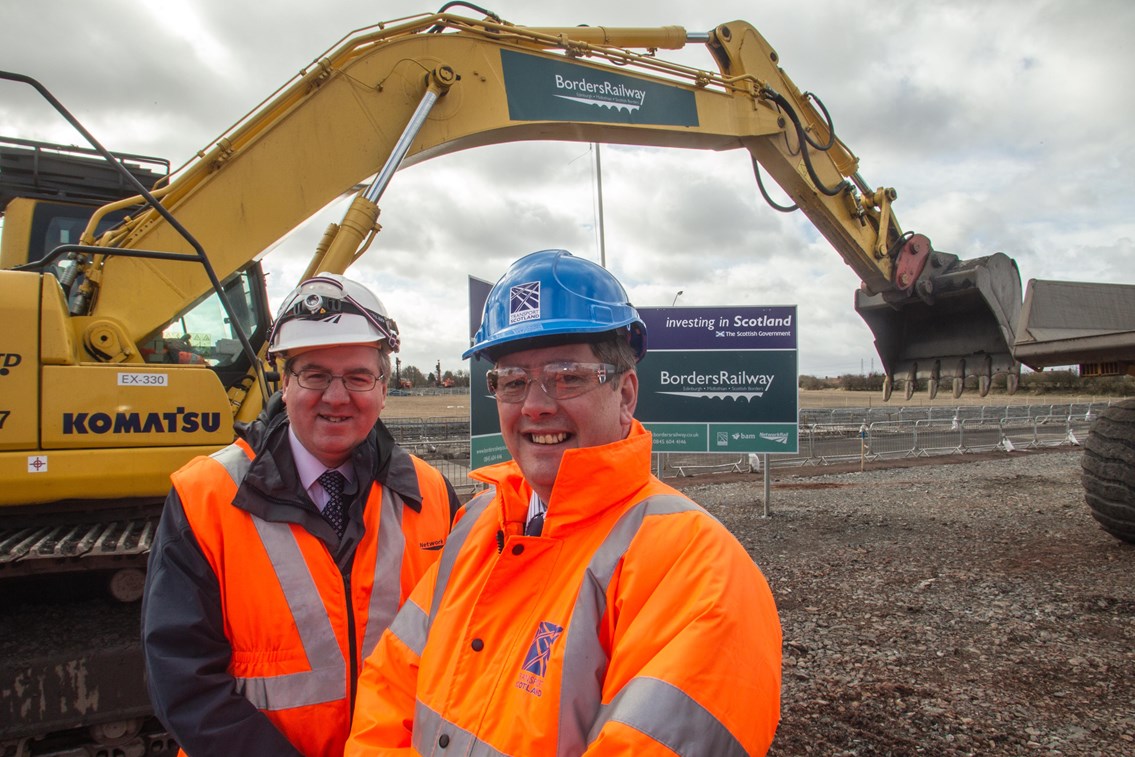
{"left": 28, "top": 200, "right": 131, "bottom": 264}
{"left": 140, "top": 269, "right": 263, "bottom": 374}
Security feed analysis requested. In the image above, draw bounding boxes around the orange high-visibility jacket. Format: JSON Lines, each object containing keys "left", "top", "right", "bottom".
{"left": 347, "top": 421, "right": 782, "bottom": 756}
{"left": 151, "top": 433, "right": 454, "bottom": 757}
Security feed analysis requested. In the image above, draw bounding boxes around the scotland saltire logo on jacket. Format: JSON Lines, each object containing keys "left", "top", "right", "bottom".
{"left": 515, "top": 620, "right": 563, "bottom": 696}
{"left": 509, "top": 281, "right": 541, "bottom": 324}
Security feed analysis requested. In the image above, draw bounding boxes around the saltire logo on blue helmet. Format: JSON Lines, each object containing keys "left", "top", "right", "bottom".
{"left": 509, "top": 281, "right": 541, "bottom": 325}
{"left": 521, "top": 620, "right": 563, "bottom": 677}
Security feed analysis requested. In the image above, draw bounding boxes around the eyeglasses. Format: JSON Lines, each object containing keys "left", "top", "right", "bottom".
{"left": 268, "top": 275, "right": 400, "bottom": 351}
{"left": 290, "top": 368, "right": 384, "bottom": 392}
{"left": 486, "top": 362, "right": 619, "bottom": 403}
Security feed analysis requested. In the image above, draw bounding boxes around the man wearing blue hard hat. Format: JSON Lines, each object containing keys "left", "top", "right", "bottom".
{"left": 348, "top": 251, "right": 782, "bottom": 755}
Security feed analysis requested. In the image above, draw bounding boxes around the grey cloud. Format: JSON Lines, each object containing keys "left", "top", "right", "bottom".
{"left": 4, "top": 0, "right": 1132, "bottom": 378}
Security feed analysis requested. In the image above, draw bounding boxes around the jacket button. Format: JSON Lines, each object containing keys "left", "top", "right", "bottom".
{"left": 471, "top": 638, "right": 484, "bottom": 652}
{"left": 439, "top": 734, "right": 450, "bottom": 748}
{"left": 511, "top": 544, "right": 524, "bottom": 555}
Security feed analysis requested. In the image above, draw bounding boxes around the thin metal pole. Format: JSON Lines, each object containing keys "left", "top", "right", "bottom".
{"left": 595, "top": 143, "right": 607, "bottom": 268}
{"left": 762, "top": 453, "right": 770, "bottom": 517}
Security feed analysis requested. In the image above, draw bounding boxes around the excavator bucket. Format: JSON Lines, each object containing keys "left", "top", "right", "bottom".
{"left": 855, "top": 251, "right": 1022, "bottom": 399}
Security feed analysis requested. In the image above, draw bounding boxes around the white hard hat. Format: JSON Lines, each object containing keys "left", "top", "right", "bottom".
{"left": 268, "top": 273, "right": 400, "bottom": 356}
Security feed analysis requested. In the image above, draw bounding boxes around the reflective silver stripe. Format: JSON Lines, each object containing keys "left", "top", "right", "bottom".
{"left": 238, "top": 517, "right": 346, "bottom": 709}
{"left": 361, "top": 486, "right": 407, "bottom": 655}
{"left": 412, "top": 699, "right": 508, "bottom": 757}
{"left": 591, "top": 676, "right": 747, "bottom": 757}
{"left": 427, "top": 489, "right": 495, "bottom": 634}
{"left": 214, "top": 443, "right": 407, "bottom": 658}
{"left": 417, "top": 492, "right": 711, "bottom": 753}
{"left": 560, "top": 495, "right": 699, "bottom": 756}
{"left": 388, "top": 597, "right": 429, "bottom": 657}
{"left": 210, "top": 442, "right": 252, "bottom": 482}
{"left": 209, "top": 443, "right": 345, "bottom": 710}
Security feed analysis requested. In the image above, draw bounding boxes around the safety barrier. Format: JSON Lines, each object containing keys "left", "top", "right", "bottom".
{"left": 388, "top": 400, "right": 1111, "bottom": 491}
{"left": 386, "top": 416, "right": 470, "bottom": 443}
{"left": 651, "top": 405, "right": 1101, "bottom": 480}
{"left": 396, "top": 438, "right": 476, "bottom": 495}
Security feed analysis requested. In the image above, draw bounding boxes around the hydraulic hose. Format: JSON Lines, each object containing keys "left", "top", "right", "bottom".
{"left": 762, "top": 86, "right": 846, "bottom": 197}
{"left": 800, "top": 91, "right": 836, "bottom": 150}
{"left": 428, "top": 2, "right": 502, "bottom": 32}
{"left": 752, "top": 159, "right": 798, "bottom": 213}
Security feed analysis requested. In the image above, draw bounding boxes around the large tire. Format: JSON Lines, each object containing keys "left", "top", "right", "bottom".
{"left": 1081, "top": 398, "right": 1135, "bottom": 543}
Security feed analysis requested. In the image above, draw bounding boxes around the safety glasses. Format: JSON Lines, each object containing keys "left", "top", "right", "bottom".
{"left": 486, "top": 362, "right": 619, "bottom": 403}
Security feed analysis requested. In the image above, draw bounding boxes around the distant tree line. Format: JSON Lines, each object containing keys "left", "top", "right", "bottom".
{"left": 391, "top": 362, "right": 470, "bottom": 389}
{"left": 800, "top": 370, "right": 1135, "bottom": 397}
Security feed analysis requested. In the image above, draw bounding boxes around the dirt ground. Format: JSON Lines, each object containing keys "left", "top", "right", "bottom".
{"left": 385, "top": 391, "right": 471, "bottom": 418}
{"left": 675, "top": 448, "right": 1134, "bottom": 756}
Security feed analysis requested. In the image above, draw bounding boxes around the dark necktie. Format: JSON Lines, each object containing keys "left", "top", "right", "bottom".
{"left": 525, "top": 511, "right": 544, "bottom": 537}
{"left": 318, "top": 470, "right": 348, "bottom": 537}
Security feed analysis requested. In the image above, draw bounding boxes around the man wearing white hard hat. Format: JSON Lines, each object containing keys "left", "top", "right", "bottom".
{"left": 142, "top": 273, "right": 459, "bottom": 757}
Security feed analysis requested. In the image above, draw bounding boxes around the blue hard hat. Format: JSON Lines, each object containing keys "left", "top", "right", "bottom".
{"left": 464, "top": 250, "right": 647, "bottom": 362}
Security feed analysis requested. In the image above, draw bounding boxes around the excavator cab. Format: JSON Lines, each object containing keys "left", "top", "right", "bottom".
{"left": 1, "top": 136, "right": 271, "bottom": 396}
{"left": 1, "top": 133, "right": 275, "bottom": 512}
{"left": 0, "top": 136, "right": 169, "bottom": 268}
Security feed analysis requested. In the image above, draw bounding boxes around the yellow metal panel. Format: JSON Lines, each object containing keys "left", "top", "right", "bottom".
{"left": 41, "top": 364, "right": 233, "bottom": 449}
{"left": 0, "top": 446, "right": 223, "bottom": 506}
{"left": 0, "top": 198, "right": 35, "bottom": 268}
{"left": 0, "top": 272, "right": 40, "bottom": 450}
{"left": 39, "top": 276, "right": 75, "bottom": 366}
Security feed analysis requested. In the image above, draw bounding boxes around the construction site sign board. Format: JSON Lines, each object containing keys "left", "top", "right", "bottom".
{"left": 637, "top": 305, "right": 800, "bottom": 454}
{"left": 468, "top": 282, "right": 799, "bottom": 467}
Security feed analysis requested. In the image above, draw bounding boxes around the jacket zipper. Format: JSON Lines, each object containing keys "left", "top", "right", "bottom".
{"left": 343, "top": 568, "right": 358, "bottom": 720}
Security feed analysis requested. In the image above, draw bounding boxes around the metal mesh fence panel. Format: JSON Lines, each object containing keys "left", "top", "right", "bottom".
{"left": 388, "top": 399, "right": 1116, "bottom": 485}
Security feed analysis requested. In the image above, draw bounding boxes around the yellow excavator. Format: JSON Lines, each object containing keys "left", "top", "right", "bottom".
{"left": 1, "top": 7, "right": 1132, "bottom": 752}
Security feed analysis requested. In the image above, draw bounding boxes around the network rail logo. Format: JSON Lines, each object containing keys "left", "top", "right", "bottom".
{"left": 655, "top": 369, "right": 777, "bottom": 401}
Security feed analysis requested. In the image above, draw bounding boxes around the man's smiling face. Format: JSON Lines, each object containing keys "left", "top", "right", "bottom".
{"left": 282, "top": 344, "right": 386, "bottom": 468}
{"left": 494, "top": 342, "right": 636, "bottom": 502}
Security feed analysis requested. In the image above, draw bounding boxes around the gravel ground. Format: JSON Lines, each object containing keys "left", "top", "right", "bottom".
{"left": 676, "top": 448, "right": 1135, "bottom": 756}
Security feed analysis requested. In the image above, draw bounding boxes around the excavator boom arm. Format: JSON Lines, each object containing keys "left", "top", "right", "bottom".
{"left": 76, "top": 14, "right": 907, "bottom": 346}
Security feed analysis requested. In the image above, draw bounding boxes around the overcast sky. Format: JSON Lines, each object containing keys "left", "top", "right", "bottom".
{"left": 3, "top": 1, "right": 1132, "bottom": 378}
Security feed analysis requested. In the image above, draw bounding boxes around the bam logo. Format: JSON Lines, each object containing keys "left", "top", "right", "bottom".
{"left": 509, "top": 282, "right": 541, "bottom": 325}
